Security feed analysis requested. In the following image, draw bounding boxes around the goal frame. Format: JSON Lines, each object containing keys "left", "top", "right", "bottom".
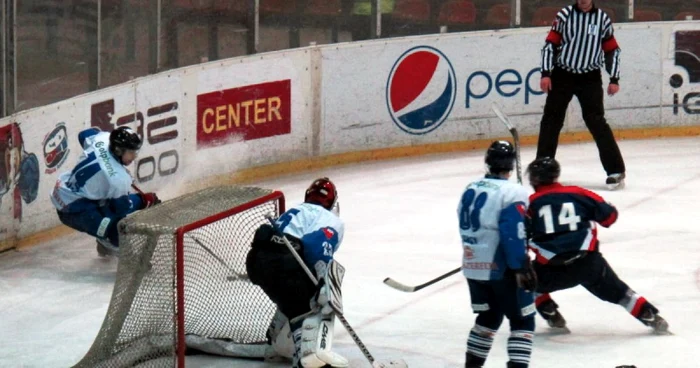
{"left": 174, "top": 190, "right": 285, "bottom": 367}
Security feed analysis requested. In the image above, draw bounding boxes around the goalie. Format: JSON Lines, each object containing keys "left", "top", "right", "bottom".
{"left": 246, "top": 177, "right": 347, "bottom": 368}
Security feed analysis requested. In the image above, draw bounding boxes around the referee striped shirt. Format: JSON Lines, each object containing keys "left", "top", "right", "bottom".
{"left": 541, "top": 4, "right": 621, "bottom": 83}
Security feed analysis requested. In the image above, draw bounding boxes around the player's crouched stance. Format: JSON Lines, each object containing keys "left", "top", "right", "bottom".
{"left": 50, "top": 127, "right": 160, "bottom": 257}
{"left": 525, "top": 157, "right": 668, "bottom": 334}
{"left": 460, "top": 141, "right": 538, "bottom": 368}
{"left": 246, "top": 178, "right": 348, "bottom": 368}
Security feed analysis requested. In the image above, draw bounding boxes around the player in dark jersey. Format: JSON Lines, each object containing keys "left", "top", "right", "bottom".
{"left": 525, "top": 157, "right": 668, "bottom": 334}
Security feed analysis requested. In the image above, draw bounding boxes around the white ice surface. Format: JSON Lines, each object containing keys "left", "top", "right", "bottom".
{"left": 1, "top": 138, "right": 698, "bottom": 368}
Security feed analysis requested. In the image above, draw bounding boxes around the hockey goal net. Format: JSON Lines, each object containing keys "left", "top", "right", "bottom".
{"left": 73, "top": 185, "right": 285, "bottom": 368}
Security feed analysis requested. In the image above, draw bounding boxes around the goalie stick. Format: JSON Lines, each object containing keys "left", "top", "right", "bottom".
{"left": 265, "top": 215, "right": 408, "bottom": 368}
{"left": 491, "top": 102, "right": 523, "bottom": 184}
{"left": 383, "top": 267, "right": 461, "bottom": 293}
{"left": 131, "top": 184, "right": 246, "bottom": 281}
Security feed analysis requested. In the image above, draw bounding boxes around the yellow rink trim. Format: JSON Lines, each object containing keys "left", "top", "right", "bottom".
{"left": 7, "top": 124, "right": 700, "bottom": 251}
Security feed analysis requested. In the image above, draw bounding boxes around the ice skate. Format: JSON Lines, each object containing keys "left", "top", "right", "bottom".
{"left": 639, "top": 309, "right": 670, "bottom": 335}
{"left": 96, "top": 238, "right": 119, "bottom": 257}
{"left": 606, "top": 173, "right": 625, "bottom": 190}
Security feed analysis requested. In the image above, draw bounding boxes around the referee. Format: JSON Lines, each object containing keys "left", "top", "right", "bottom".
{"left": 537, "top": 0, "right": 626, "bottom": 190}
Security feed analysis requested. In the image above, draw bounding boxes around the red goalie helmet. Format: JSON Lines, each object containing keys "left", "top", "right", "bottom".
{"left": 305, "top": 177, "right": 338, "bottom": 211}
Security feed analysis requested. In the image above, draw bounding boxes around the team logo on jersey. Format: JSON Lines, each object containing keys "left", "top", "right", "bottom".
{"left": 463, "top": 246, "right": 475, "bottom": 260}
{"left": 322, "top": 227, "right": 335, "bottom": 240}
{"left": 386, "top": 46, "right": 456, "bottom": 135}
{"left": 42, "top": 123, "right": 69, "bottom": 174}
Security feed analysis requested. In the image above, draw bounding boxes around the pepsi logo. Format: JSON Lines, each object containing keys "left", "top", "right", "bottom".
{"left": 386, "top": 46, "right": 457, "bottom": 135}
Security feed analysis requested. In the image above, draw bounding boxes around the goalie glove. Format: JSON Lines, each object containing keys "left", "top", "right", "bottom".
{"left": 515, "top": 258, "right": 537, "bottom": 292}
{"left": 312, "top": 260, "right": 345, "bottom": 315}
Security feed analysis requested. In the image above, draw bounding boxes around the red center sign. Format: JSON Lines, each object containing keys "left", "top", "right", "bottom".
{"left": 196, "top": 80, "right": 291, "bottom": 148}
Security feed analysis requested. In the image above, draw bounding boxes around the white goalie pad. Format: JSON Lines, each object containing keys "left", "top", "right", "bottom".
{"left": 267, "top": 308, "right": 294, "bottom": 359}
{"left": 299, "top": 313, "right": 348, "bottom": 368}
{"left": 314, "top": 260, "right": 345, "bottom": 315}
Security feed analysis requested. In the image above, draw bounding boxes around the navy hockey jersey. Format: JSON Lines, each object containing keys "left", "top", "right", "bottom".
{"left": 527, "top": 183, "right": 617, "bottom": 264}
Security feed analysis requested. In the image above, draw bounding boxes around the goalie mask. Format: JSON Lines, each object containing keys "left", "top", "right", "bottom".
{"left": 485, "top": 140, "right": 515, "bottom": 174}
{"left": 527, "top": 157, "right": 560, "bottom": 187}
{"left": 305, "top": 177, "right": 339, "bottom": 214}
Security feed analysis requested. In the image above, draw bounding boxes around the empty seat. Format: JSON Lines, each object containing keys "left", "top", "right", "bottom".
{"left": 392, "top": 0, "right": 431, "bottom": 23}
{"left": 674, "top": 11, "right": 700, "bottom": 20}
{"left": 260, "top": 0, "right": 297, "bottom": 14}
{"left": 634, "top": 9, "right": 663, "bottom": 22}
{"left": 599, "top": 7, "right": 616, "bottom": 22}
{"left": 305, "top": 0, "right": 342, "bottom": 16}
{"left": 438, "top": 0, "right": 477, "bottom": 25}
{"left": 532, "top": 6, "right": 560, "bottom": 26}
{"left": 485, "top": 3, "right": 511, "bottom": 26}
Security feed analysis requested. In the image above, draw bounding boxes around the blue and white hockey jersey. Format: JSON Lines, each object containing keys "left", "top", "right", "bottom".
{"left": 50, "top": 128, "right": 136, "bottom": 215}
{"left": 458, "top": 176, "right": 529, "bottom": 281}
{"left": 275, "top": 202, "right": 344, "bottom": 277}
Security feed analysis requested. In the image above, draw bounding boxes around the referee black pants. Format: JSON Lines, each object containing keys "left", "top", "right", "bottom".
{"left": 536, "top": 68, "right": 625, "bottom": 175}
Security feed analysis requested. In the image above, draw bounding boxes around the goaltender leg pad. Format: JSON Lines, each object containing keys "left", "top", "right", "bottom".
{"left": 267, "top": 308, "right": 294, "bottom": 359}
{"left": 299, "top": 313, "right": 348, "bottom": 368}
{"left": 314, "top": 260, "right": 345, "bottom": 315}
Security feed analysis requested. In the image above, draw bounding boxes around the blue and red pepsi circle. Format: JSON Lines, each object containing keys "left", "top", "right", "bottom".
{"left": 386, "top": 46, "right": 457, "bottom": 135}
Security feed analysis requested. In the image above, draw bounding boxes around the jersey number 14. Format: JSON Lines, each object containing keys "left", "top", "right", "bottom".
{"left": 538, "top": 203, "right": 581, "bottom": 234}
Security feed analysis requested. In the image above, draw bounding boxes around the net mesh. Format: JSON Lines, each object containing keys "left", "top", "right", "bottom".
{"left": 73, "top": 185, "right": 283, "bottom": 368}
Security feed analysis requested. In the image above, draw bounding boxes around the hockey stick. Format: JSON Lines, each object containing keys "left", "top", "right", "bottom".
{"left": 189, "top": 236, "right": 248, "bottom": 281}
{"left": 265, "top": 215, "right": 407, "bottom": 368}
{"left": 491, "top": 103, "right": 523, "bottom": 184}
{"left": 131, "top": 184, "right": 245, "bottom": 281}
{"left": 383, "top": 267, "right": 461, "bottom": 293}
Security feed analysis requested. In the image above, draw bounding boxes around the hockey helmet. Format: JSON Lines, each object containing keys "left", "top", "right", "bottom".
{"left": 485, "top": 140, "right": 516, "bottom": 174}
{"left": 305, "top": 177, "right": 338, "bottom": 212}
{"left": 527, "top": 157, "right": 560, "bottom": 187}
{"left": 109, "top": 126, "right": 142, "bottom": 158}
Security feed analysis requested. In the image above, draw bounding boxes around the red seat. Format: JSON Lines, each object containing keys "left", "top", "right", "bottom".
{"left": 485, "top": 3, "right": 510, "bottom": 26}
{"left": 438, "top": 0, "right": 477, "bottom": 25}
{"left": 260, "top": 0, "right": 297, "bottom": 14}
{"left": 674, "top": 11, "right": 700, "bottom": 20}
{"left": 532, "top": 6, "right": 560, "bottom": 26}
{"left": 173, "top": 0, "right": 209, "bottom": 10}
{"left": 599, "top": 7, "right": 616, "bottom": 22}
{"left": 305, "top": 0, "right": 342, "bottom": 16}
{"left": 392, "top": 0, "right": 431, "bottom": 23}
{"left": 634, "top": 9, "right": 662, "bottom": 22}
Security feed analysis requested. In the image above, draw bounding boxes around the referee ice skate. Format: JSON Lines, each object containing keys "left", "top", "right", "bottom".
{"left": 537, "top": 0, "right": 626, "bottom": 190}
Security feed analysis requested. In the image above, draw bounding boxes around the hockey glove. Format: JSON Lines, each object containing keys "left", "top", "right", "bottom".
{"left": 515, "top": 258, "right": 537, "bottom": 292}
{"left": 140, "top": 192, "right": 161, "bottom": 209}
{"left": 312, "top": 260, "right": 345, "bottom": 315}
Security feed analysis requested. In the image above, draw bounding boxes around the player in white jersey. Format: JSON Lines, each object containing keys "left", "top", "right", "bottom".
{"left": 50, "top": 127, "right": 160, "bottom": 256}
{"left": 459, "top": 141, "right": 537, "bottom": 368}
{"left": 246, "top": 178, "right": 347, "bottom": 368}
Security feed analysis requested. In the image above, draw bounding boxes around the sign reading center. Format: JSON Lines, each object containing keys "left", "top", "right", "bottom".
{"left": 197, "top": 79, "right": 291, "bottom": 148}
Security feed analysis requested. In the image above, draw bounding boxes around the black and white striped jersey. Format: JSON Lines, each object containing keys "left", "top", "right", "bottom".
{"left": 540, "top": 4, "right": 621, "bottom": 83}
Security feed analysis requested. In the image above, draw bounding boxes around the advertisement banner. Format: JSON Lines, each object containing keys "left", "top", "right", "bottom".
{"left": 320, "top": 25, "right": 663, "bottom": 155}
{"left": 196, "top": 79, "right": 292, "bottom": 148}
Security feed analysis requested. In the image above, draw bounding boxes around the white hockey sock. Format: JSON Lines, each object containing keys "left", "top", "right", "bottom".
{"left": 507, "top": 330, "right": 533, "bottom": 366}
{"left": 467, "top": 324, "right": 496, "bottom": 359}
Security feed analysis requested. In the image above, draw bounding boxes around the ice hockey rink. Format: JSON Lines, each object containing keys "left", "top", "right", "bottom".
{"left": 1, "top": 137, "right": 699, "bottom": 368}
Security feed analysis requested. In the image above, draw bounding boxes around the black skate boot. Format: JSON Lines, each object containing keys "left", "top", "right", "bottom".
{"left": 537, "top": 299, "right": 569, "bottom": 332}
{"left": 465, "top": 352, "right": 486, "bottom": 368}
{"left": 606, "top": 173, "right": 626, "bottom": 190}
{"left": 96, "top": 238, "right": 119, "bottom": 257}
{"left": 638, "top": 305, "right": 670, "bottom": 335}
